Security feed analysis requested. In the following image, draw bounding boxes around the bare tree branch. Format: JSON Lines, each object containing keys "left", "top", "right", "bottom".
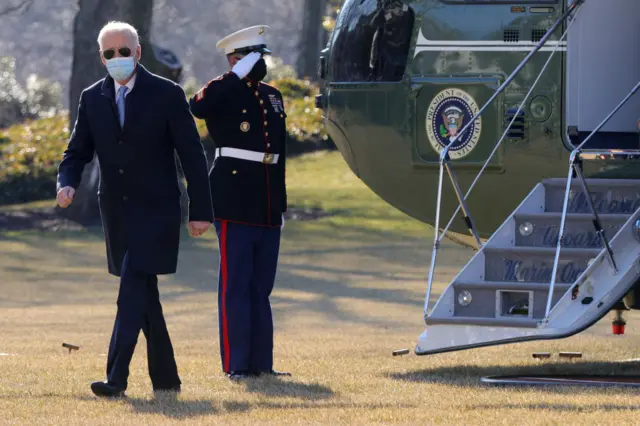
{"left": 0, "top": 0, "right": 34, "bottom": 17}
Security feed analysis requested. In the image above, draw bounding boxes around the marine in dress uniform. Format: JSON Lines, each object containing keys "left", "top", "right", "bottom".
{"left": 188, "top": 25, "right": 290, "bottom": 379}
{"left": 56, "top": 22, "right": 213, "bottom": 397}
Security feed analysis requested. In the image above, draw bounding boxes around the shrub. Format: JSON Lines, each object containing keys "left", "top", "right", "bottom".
{"left": 267, "top": 77, "right": 316, "bottom": 98}
{"left": 265, "top": 56, "right": 297, "bottom": 81}
{"left": 0, "top": 114, "right": 69, "bottom": 204}
{"left": 0, "top": 57, "right": 63, "bottom": 129}
{"left": 182, "top": 76, "right": 200, "bottom": 100}
{"left": 283, "top": 95, "right": 325, "bottom": 142}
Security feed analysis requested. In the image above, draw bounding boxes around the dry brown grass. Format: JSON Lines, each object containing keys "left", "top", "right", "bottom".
{"left": 1, "top": 152, "right": 640, "bottom": 425}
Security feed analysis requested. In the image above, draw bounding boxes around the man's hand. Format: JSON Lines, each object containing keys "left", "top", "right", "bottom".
{"left": 56, "top": 186, "right": 75, "bottom": 208}
{"left": 189, "top": 221, "right": 211, "bottom": 237}
{"left": 232, "top": 52, "right": 262, "bottom": 79}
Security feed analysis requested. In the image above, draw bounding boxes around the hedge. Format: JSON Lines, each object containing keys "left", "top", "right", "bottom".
{"left": 0, "top": 114, "right": 69, "bottom": 205}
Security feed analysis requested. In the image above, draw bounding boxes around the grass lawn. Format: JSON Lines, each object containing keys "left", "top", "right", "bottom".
{"left": 1, "top": 151, "right": 639, "bottom": 425}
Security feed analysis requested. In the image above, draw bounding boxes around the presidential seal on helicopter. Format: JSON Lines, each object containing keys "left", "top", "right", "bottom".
{"left": 426, "top": 88, "right": 482, "bottom": 159}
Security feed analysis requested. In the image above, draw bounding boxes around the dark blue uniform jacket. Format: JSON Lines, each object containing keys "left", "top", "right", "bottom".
{"left": 189, "top": 72, "right": 287, "bottom": 227}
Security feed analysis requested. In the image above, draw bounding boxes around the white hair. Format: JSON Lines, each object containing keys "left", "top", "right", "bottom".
{"left": 97, "top": 21, "right": 139, "bottom": 50}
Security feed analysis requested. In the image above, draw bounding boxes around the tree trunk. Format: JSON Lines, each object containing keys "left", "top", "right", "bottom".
{"left": 63, "top": 0, "right": 164, "bottom": 223}
{"left": 296, "top": 0, "right": 328, "bottom": 80}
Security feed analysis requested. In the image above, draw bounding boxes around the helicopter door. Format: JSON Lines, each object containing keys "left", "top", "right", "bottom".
{"left": 565, "top": 0, "right": 640, "bottom": 149}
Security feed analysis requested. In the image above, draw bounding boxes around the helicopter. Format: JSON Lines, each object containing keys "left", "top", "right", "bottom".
{"left": 315, "top": 0, "right": 640, "bottom": 357}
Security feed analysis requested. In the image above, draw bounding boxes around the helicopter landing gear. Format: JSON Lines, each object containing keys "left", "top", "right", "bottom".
{"left": 612, "top": 303, "right": 629, "bottom": 335}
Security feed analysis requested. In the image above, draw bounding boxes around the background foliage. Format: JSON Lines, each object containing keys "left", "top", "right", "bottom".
{"left": 0, "top": 56, "right": 327, "bottom": 206}
{"left": 0, "top": 0, "right": 307, "bottom": 109}
{"left": 0, "top": 114, "right": 68, "bottom": 204}
{"left": 0, "top": 57, "right": 63, "bottom": 129}
{"left": 0, "top": 0, "right": 340, "bottom": 207}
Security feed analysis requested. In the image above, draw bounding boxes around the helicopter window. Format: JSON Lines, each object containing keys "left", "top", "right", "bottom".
{"left": 329, "top": 0, "right": 414, "bottom": 82}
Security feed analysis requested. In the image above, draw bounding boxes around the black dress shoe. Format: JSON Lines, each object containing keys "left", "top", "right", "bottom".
{"left": 255, "top": 369, "right": 291, "bottom": 377}
{"left": 226, "top": 370, "right": 250, "bottom": 380}
{"left": 91, "top": 381, "right": 125, "bottom": 398}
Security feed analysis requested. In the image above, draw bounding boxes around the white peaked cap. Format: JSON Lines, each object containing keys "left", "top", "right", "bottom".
{"left": 216, "top": 25, "right": 271, "bottom": 55}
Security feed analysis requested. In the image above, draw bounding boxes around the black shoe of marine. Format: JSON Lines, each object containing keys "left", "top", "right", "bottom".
{"left": 91, "top": 381, "right": 125, "bottom": 398}
{"left": 226, "top": 370, "right": 250, "bottom": 380}
{"left": 255, "top": 369, "right": 292, "bottom": 377}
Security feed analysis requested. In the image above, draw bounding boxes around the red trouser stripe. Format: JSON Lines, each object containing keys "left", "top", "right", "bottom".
{"left": 220, "top": 220, "right": 231, "bottom": 372}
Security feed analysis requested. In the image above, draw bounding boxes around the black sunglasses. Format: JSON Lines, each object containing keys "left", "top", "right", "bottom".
{"left": 102, "top": 47, "right": 132, "bottom": 60}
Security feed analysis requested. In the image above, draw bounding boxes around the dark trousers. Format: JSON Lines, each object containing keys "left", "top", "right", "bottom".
{"left": 106, "top": 252, "right": 181, "bottom": 390}
{"left": 214, "top": 220, "right": 281, "bottom": 373}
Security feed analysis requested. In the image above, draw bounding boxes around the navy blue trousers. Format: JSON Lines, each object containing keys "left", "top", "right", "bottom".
{"left": 215, "top": 220, "right": 281, "bottom": 373}
{"left": 106, "top": 252, "right": 181, "bottom": 390}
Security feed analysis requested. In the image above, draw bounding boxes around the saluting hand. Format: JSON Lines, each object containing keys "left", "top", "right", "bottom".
{"left": 232, "top": 51, "right": 262, "bottom": 79}
{"left": 56, "top": 186, "right": 75, "bottom": 208}
{"left": 189, "top": 221, "right": 211, "bottom": 237}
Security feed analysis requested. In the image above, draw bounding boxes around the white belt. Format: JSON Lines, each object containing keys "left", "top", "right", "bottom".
{"left": 215, "top": 147, "right": 279, "bottom": 164}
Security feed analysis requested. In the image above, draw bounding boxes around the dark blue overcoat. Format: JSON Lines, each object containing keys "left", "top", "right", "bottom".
{"left": 58, "top": 65, "right": 213, "bottom": 276}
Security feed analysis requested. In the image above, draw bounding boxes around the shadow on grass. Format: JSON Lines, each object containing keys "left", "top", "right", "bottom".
{"left": 471, "top": 402, "right": 640, "bottom": 413}
{"left": 74, "top": 380, "right": 377, "bottom": 418}
{"left": 388, "top": 361, "right": 640, "bottom": 393}
{"left": 222, "top": 401, "right": 416, "bottom": 413}
{"left": 0, "top": 220, "right": 464, "bottom": 326}
{"left": 124, "top": 393, "right": 218, "bottom": 418}
{"left": 282, "top": 219, "right": 426, "bottom": 242}
{"left": 0, "top": 227, "right": 106, "bottom": 272}
{"left": 240, "top": 377, "right": 335, "bottom": 400}
{"left": 221, "top": 401, "right": 418, "bottom": 412}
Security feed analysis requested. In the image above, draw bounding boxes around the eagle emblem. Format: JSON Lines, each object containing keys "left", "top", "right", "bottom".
{"left": 440, "top": 106, "right": 464, "bottom": 140}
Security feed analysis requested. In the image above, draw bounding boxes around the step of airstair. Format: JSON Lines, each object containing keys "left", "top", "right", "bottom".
{"left": 544, "top": 178, "right": 640, "bottom": 214}
{"left": 451, "top": 280, "right": 571, "bottom": 321}
{"left": 513, "top": 213, "right": 630, "bottom": 248}
{"left": 424, "top": 246, "right": 600, "bottom": 328}
{"left": 425, "top": 316, "right": 540, "bottom": 328}
{"left": 483, "top": 246, "right": 601, "bottom": 283}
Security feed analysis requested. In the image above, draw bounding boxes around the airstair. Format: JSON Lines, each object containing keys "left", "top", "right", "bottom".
{"left": 417, "top": 175, "right": 640, "bottom": 355}
{"left": 416, "top": 0, "right": 640, "bottom": 355}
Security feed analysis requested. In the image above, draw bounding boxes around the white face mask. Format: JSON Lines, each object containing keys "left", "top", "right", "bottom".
{"left": 106, "top": 57, "right": 136, "bottom": 82}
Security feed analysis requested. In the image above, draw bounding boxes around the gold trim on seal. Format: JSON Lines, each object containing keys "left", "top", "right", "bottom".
{"left": 240, "top": 121, "right": 250, "bottom": 132}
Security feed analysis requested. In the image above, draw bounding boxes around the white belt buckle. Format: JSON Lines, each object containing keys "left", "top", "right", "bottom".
{"left": 263, "top": 152, "right": 276, "bottom": 164}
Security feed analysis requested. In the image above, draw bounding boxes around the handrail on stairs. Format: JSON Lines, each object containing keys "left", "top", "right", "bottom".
{"left": 543, "top": 78, "right": 640, "bottom": 320}
{"left": 423, "top": 0, "right": 586, "bottom": 318}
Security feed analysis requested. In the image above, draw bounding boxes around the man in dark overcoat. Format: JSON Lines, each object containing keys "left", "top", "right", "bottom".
{"left": 188, "top": 25, "right": 290, "bottom": 379}
{"left": 56, "top": 21, "right": 213, "bottom": 397}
